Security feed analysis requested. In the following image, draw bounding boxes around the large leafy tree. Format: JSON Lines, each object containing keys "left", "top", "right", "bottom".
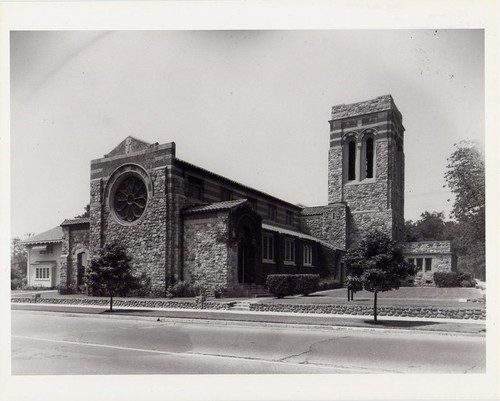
{"left": 344, "top": 231, "right": 415, "bottom": 322}
{"left": 404, "top": 211, "right": 450, "bottom": 242}
{"left": 85, "top": 242, "right": 139, "bottom": 311}
{"left": 444, "top": 140, "right": 485, "bottom": 279}
{"left": 11, "top": 234, "right": 33, "bottom": 289}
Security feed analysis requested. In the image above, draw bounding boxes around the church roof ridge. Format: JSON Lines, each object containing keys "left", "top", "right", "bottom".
{"left": 176, "top": 158, "right": 303, "bottom": 211}
{"left": 182, "top": 199, "right": 248, "bottom": 215}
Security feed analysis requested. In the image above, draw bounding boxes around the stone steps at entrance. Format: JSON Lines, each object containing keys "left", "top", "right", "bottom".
{"left": 230, "top": 301, "right": 251, "bottom": 311}
{"left": 231, "top": 284, "right": 270, "bottom": 298}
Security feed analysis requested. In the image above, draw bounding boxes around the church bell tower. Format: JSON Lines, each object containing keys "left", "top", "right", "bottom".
{"left": 328, "top": 95, "right": 405, "bottom": 246}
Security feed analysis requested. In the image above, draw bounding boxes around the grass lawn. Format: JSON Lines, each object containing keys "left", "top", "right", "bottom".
{"left": 12, "top": 287, "right": 485, "bottom": 309}
{"left": 259, "top": 287, "right": 485, "bottom": 308}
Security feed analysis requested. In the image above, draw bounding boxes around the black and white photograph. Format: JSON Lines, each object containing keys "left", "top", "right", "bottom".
{"left": 1, "top": 2, "right": 498, "bottom": 401}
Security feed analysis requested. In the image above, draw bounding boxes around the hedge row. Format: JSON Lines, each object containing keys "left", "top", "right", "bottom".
{"left": 265, "top": 274, "right": 320, "bottom": 298}
{"left": 433, "top": 272, "right": 476, "bottom": 288}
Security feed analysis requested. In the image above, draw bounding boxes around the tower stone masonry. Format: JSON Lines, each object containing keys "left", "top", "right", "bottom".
{"left": 328, "top": 95, "right": 405, "bottom": 246}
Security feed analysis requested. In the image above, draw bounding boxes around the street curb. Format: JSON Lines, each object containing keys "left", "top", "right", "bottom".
{"left": 12, "top": 306, "right": 486, "bottom": 337}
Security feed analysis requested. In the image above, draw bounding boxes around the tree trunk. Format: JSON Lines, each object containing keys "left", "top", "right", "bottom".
{"left": 373, "top": 291, "right": 378, "bottom": 323}
{"left": 351, "top": 290, "right": 354, "bottom": 301}
{"left": 110, "top": 294, "right": 113, "bottom": 312}
{"left": 347, "top": 288, "right": 351, "bottom": 302}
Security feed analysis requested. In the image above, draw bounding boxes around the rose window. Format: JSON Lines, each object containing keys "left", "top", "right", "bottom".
{"left": 113, "top": 175, "right": 148, "bottom": 222}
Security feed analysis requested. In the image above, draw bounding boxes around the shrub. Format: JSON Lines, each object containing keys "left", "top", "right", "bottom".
{"left": 294, "top": 274, "right": 320, "bottom": 296}
{"left": 213, "top": 283, "right": 227, "bottom": 298}
{"left": 131, "top": 272, "right": 152, "bottom": 297}
{"left": 266, "top": 274, "right": 321, "bottom": 298}
{"left": 318, "top": 278, "right": 342, "bottom": 291}
{"left": 266, "top": 274, "right": 295, "bottom": 298}
{"left": 57, "top": 284, "right": 77, "bottom": 295}
{"left": 167, "top": 281, "right": 203, "bottom": 298}
{"left": 433, "top": 272, "right": 459, "bottom": 287}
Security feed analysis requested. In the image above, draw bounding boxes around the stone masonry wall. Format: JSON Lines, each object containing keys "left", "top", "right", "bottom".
{"left": 102, "top": 168, "right": 168, "bottom": 293}
{"left": 328, "top": 146, "right": 343, "bottom": 204}
{"left": 348, "top": 210, "right": 393, "bottom": 247}
{"left": 183, "top": 212, "right": 231, "bottom": 295}
{"left": 301, "top": 204, "right": 347, "bottom": 250}
{"left": 67, "top": 227, "right": 90, "bottom": 287}
{"left": 89, "top": 179, "right": 104, "bottom": 260}
{"left": 401, "top": 241, "right": 455, "bottom": 286}
{"left": 250, "top": 302, "right": 485, "bottom": 320}
{"left": 90, "top": 142, "right": 177, "bottom": 295}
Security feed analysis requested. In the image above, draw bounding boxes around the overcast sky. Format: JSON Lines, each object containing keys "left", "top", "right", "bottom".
{"left": 10, "top": 30, "right": 484, "bottom": 238}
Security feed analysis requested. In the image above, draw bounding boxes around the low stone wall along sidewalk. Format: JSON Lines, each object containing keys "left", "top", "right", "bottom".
{"left": 10, "top": 297, "right": 231, "bottom": 310}
{"left": 11, "top": 296, "right": 485, "bottom": 320}
{"left": 250, "top": 303, "right": 485, "bottom": 320}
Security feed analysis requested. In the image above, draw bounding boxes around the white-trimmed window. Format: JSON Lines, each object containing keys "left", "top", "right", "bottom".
{"left": 267, "top": 204, "right": 277, "bottom": 222}
{"left": 284, "top": 238, "right": 296, "bottom": 264}
{"left": 36, "top": 267, "right": 50, "bottom": 280}
{"left": 262, "top": 233, "right": 275, "bottom": 263}
{"left": 303, "top": 244, "right": 313, "bottom": 266}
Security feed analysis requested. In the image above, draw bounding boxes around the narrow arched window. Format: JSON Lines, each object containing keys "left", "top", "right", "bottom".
{"left": 365, "top": 137, "right": 374, "bottom": 178}
{"left": 347, "top": 140, "right": 356, "bottom": 181}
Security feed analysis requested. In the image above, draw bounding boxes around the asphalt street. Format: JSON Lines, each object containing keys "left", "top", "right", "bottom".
{"left": 11, "top": 310, "right": 485, "bottom": 374}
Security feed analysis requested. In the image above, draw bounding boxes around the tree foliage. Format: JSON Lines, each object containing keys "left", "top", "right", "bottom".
{"left": 404, "top": 211, "right": 451, "bottom": 242}
{"left": 11, "top": 234, "right": 33, "bottom": 289}
{"left": 85, "top": 242, "right": 139, "bottom": 311}
{"left": 444, "top": 140, "right": 485, "bottom": 279}
{"left": 344, "top": 231, "right": 415, "bottom": 322}
{"left": 75, "top": 204, "right": 90, "bottom": 218}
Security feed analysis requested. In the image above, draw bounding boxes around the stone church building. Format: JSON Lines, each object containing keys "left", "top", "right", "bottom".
{"left": 24, "top": 95, "right": 456, "bottom": 294}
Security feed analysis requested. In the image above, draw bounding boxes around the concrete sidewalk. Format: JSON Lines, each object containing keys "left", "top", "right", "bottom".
{"left": 11, "top": 302, "right": 486, "bottom": 336}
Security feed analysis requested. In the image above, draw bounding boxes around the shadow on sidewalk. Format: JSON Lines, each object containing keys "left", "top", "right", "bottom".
{"left": 363, "top": 319, "right": 436, "bottom": 328}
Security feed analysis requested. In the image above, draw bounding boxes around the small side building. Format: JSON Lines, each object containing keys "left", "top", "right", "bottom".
{"left": 23, "top": 226, "right": 63, "bottom": 288}
{"left": 400, "top": 241, "right": 457, "bottom": 286}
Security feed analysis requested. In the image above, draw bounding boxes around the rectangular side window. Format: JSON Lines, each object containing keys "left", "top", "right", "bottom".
{"left": 286, "top": 211, "right": 294, "bottom": 226}
{"left": 220, "top": 187, "right": 233, "bottom": 201}
{"left": 425, "top": 258, "right": 432, "bottom": 272}
{"left": 416, "top": 258, "right": 423, "bottom": 270}
{"left": 267, "top": 204, "right": 277, "bottom": 222}
{"left": 303, "top": 244, "right": 313, "bottom": 266}
{"left": 262, "top": 233, "right": 275, "bottom": 263}
{"left": 186, "top": 176, "right": 204, "bottom": 201}
{"left": 284, "top": 238, "right": 296, "bottom": 264}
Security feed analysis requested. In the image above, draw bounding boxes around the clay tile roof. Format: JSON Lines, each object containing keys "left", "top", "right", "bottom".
{"left": 60, "top": 217, "right": 90, "bottom": 226}
{"left": 22, "top": 226, "right": 63, "bottom": 244}
{"left": 182, "top": 199, "right": 248, "bottom": 215}
{"left": 261, "top": 223, "right": 340, "bottom": 251}
{"left": 301, "top": 206, "right": 327, "bottom": 216}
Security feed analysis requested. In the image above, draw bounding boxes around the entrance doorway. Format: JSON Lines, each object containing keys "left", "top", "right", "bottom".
{"left": 76, "top": 252, "right": 87, "bottom": 289}
{"left": 237, "top": 225, "right": 255, "bottom": 284}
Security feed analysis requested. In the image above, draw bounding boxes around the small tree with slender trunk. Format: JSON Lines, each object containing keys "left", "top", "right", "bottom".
{"left": 85, "top": 242, "right": 138, "bottom": 312}
{"left": 344, "top": 231, "right": 415, "bottom": 323}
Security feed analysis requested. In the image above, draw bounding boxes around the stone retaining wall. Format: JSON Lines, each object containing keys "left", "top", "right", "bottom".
{"left": 11, "top": 297, "right": 231, "bottom": 310}
{"left": 250, "top": 303, "right": 485, "bottom": 320}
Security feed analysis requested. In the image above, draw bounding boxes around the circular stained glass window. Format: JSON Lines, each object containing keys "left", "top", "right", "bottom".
{"left": 113, "top": 175, "right": 148, "bottom": 223}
